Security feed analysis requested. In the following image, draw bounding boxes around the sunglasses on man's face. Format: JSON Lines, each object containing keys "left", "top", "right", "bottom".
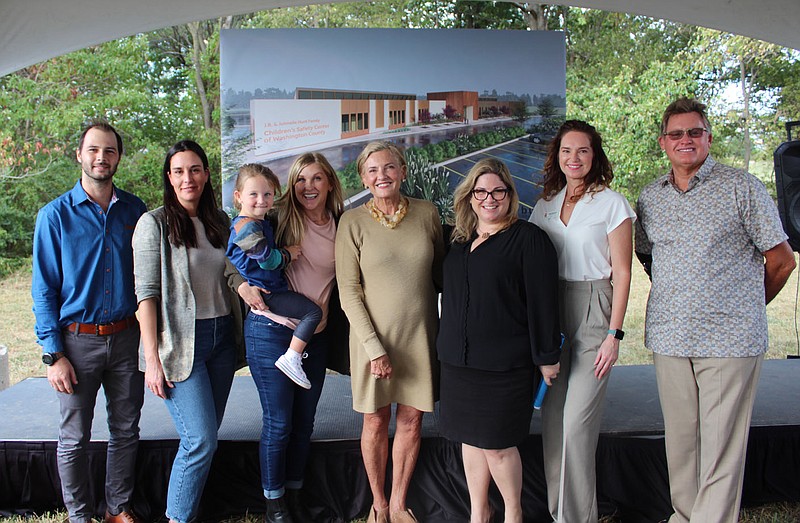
{"left": 662, "top": 128, "right": 709, "bottom": 141}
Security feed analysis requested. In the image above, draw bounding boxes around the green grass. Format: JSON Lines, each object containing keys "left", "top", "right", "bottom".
{"left": 617, "top": 258, "right": 800, "bottom": 364}
{"left": 1, "top": 264, "right": 799, "bottom": 522}
{"left": 2, "top": 503, "right": 800, "bottom": 523}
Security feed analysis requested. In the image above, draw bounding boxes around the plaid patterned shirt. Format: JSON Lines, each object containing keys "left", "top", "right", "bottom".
{"left": 635, "top": 155, "right": 787, "bottom": 357}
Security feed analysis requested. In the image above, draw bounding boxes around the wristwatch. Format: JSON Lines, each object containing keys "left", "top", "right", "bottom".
{"left": 42, "top": 352, "right": 64, "bottom": 366}
{"left": 607, "top": 329, "right": 625, "bottom": 340}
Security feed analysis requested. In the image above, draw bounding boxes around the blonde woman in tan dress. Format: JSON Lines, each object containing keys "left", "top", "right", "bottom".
{"left": 335, "top": 141, "right": 444, "bottom": 523}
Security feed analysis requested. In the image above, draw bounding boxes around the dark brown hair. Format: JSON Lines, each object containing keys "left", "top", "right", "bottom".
{"left": 541, "top": 119, "right": 613, "bottom": 203}
{"left": 660, "top": 97, "right": 712, "bottom": 135}
{"left": 78, "top": 120, "right": 123, "bottom": 155}
{"left": 162, "top": 140, "right": 227, "bottom": 248}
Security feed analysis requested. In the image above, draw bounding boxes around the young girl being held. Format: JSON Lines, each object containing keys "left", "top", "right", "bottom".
{"left": 227, "top": 164, "right": 322, "bottom": 389}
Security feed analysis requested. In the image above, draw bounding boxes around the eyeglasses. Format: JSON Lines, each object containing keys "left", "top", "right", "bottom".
{"left": 662, "top": 128, "right": 708, "bottom": 141}
{"left": 472, "top": 188, "right": 509, "bottom": 201}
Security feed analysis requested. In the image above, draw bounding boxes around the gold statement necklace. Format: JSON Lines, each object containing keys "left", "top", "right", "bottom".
{"left": 367, "top": 198, "right": 408, "bottom": 229}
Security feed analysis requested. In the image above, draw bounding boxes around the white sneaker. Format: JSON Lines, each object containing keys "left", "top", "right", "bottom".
{"left": 275, "top": 353, "right": 311, "bottom": 389}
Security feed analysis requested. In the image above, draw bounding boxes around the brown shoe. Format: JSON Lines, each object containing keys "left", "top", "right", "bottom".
{"left": 390, "top": 509, "right": 418, "bottom": 523}
{"left": 366, "top": 505, "right": 389, "bottom": 523}
{"left": 104, "top": 511, "right": 141, "bottom": 523}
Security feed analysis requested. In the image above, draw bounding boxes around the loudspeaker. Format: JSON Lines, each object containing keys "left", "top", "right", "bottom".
{"left": 774, "top": 140, "right": 800, "bottom": 252}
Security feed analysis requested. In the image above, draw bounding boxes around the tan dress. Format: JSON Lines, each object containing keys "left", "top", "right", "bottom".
{"left": 335, "top": 197, "right": 444, "bottom": 413}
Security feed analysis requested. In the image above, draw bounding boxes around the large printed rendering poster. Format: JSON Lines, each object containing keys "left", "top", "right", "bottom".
{"left": 220, "top": 28, "right": 566, "bottom": 217}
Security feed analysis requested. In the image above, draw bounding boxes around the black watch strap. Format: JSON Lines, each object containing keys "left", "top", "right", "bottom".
{"left": 608, "top": 329, "right": 625, "bottom": 340}
{"left": 42, "top": 352, "right": 64, "bottom": 366}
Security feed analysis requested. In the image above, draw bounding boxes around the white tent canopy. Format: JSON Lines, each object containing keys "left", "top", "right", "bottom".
{"left": 1, "top": 0, "right": 798, "bottom": 78}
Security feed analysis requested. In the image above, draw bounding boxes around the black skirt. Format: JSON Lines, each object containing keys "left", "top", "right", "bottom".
{"left": 439, "top": 362, "right": 535, "bottom": 449}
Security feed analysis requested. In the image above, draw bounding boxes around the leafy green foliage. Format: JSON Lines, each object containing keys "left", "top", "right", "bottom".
{"left": 337, "top": 161, "right": 363, "bottom": 195}
{"left": 564, "top": 12, "right": 700, "bottom": 198}
{"left": 0, "top": 256, "right": 31, "bottom": 279}
{"left": 2, "top": 4, "right": 799, "bottom": 262}
{"left": 400, "top": 126, "right": 526, "bottom": 222}
{"left": 402, "top": 155, "right": 454, "bottom": 225}
{"left": 0, "top": 32, "right": 216, "bottom": 254}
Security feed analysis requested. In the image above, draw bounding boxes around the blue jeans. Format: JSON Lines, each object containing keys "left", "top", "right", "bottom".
{"left": 263, "top": 290, "right": 322, "bottom": 343}
{"left": 245, "top": 312, "right": 328, "bottom": 499}
{"left": 164, "top": 315, "right": 236, "bottom": 523}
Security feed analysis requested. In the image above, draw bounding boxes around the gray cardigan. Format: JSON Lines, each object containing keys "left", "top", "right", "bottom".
{"left": 132, "top": 207, "right": 245, "bottom": 382}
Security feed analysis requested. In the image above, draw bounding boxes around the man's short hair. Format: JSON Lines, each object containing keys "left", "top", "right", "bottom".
{"left": 661, "top": 97, "right": 712, "bottom": 135}
{"left": 78, "top": 120, "right": 123, "bottom": 156}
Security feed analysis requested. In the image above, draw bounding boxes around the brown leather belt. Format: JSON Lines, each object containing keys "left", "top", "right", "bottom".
{"left": 66, "top": 316, "right": 138, "bottom": 336}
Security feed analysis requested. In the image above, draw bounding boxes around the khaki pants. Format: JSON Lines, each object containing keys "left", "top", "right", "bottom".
{"left": 654, "top": 352, "right": 763, "bottom": 523}
{"left": 542, "top": 279, "right": 612, "bottom": 523}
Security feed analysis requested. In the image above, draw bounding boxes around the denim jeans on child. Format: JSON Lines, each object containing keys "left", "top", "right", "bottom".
{"left": 245, "top": 312, "right": 328, "bottom": 499}
{"left": 262, "top": 290, "right": 322, "bottom": 343}
{"left": 164, "top": 315, "right": 236, "bottom": 523}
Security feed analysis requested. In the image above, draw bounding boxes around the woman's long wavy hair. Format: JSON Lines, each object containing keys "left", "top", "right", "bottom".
{"left": 540, "top": 120, "right": 613, "bottom": 203}
{"left": 275, "top": 152, "right": 344, "bottom": 247}
{"left": 451, "top": 158, "right": 518, "bottom": 244}
{"left": 162, "top": 140, "right": 227, "bottom": 248}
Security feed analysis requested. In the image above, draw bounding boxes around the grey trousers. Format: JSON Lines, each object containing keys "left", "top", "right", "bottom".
{"left": 57, "top": 326, "right": 144, "bottom": 523}
{"left": 655, "top": 352, "right": 763, "bottom": 523}
{"left": 542, "top": 279, "right": 613, "bottom": 523}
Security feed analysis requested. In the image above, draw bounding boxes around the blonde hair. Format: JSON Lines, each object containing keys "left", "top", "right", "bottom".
{"left": 275, "top": 153, "right": 344, "bottom": 247}
{"left": 451, "top": 158, "right": 518, "bottom": 244}
{"left": 234, "top": 163, "right": 280, "bottom": 211}
{"left": 356, "top": 141, "right": 407, "bottom": 179}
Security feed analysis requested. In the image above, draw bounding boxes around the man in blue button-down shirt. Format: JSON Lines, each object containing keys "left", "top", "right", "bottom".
{"left": 32, "top": 121, "right": 147, "bottom": 523}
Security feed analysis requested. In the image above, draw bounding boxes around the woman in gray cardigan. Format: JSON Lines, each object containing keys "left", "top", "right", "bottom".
{"left": 133, "top": 140, "right": 266, "bottom": 523}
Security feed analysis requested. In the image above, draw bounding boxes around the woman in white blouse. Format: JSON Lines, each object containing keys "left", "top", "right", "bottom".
{"left": 530, "top": 120, "right": 635, "bottom": 523}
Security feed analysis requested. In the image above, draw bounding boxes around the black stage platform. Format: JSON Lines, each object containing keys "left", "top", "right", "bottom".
{"left": 1, "top": 360, "right": 799, "bottom": 522}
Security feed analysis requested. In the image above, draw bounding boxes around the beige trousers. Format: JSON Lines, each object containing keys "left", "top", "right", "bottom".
{"left": 654, "top": 352, "right": 763, "bottom": 523}
{"left": 542, "top": 279, "right": 613, "bottom": 523}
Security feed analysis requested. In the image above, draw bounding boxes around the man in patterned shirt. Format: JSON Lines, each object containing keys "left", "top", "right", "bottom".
{"left": 635, "top": 97, "right": 795, "bottom": 523}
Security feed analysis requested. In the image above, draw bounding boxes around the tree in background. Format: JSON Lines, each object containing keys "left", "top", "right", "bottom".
{"left": 0, "top": 35, "right": 202, "bottom": 258}
{"left": 443, "top": 105, "right": 459, "bottom": 120}
{"left": 563, "top": 12, "right": 702, "bottom": 197}
{"left": 693, "top": 29, "right": 795, "bottom": 171}
{"left": 1, "top": 3, "right": 799, "bottom": 265}
{"left": 512, "top": 103, "right": 529, "bottom": 123}
{"left": 537, "top": 97, "right": 556, "bottom": 118}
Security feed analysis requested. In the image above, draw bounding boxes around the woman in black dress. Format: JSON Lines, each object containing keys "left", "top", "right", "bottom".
{"left": 437, "top": 158, "right": 561, "bottom": 523}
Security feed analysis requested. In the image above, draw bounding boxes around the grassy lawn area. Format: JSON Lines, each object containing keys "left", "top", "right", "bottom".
{"left": 617, "top": 254, "right": 800, "bottom": 364}
{"left": 0, "top": 260, "right": 798, "bottom": 522}
{"left": 4, "top": 258, "right": 799, "bottom": 384}
{"left": 1, "top": 504, "right": 799, "bottom": 523}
